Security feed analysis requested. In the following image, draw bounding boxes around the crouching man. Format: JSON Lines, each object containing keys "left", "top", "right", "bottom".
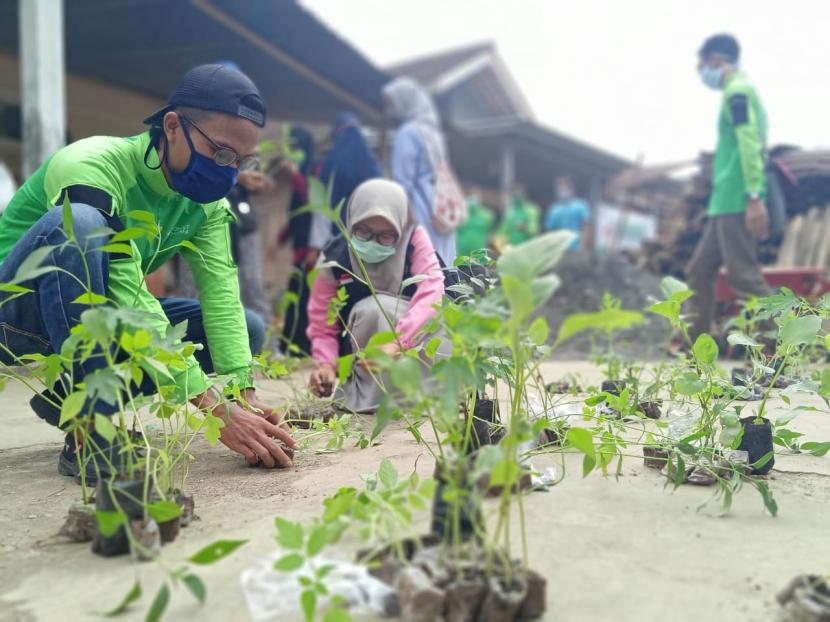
{"left": 0, "top": 64, "right": 297, "bottom": 481}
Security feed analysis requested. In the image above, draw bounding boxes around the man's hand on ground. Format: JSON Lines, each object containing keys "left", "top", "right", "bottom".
{"left": 745, "top": 198, "right": 769, "bottom": 239}
{"left": 309, "top": 363, "right": 336, "bottom": 397}
{"left": 191, "top": 390, "right": 298, "bottom": 468}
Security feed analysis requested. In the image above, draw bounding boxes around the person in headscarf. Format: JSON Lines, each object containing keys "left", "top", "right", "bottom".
{"left": 306, "top": 179, "right": 445, "bottom": 413}
{"left": 382, "top": 77, "right": 456, "bottom": 266}
{"left": 277, "top": 126, "right": 317, "bottom": 356}
{"left": 309, "top": 112, "right": 383, "bottom": 250}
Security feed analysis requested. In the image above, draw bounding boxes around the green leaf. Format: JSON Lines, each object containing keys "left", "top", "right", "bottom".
{"left": 61, "top": 195, "right": 75, "bottom": 240}
{"left": 378, "top": 459, "right": 398, "bottom": 489}
{"left": 11, "top": 244, "right": 59, "bottom": 283}
{"left": 501, "top": 275, "right": 533, "bottom": 321}
{"left": 0, "top": 282, "right": 32, "bottom": 294}
{"left": 337, "top": 355, "right": 353, "bottom": 385}
{"left": 557, "top": 308, "right": 643, "bottom": 345}
{"left": 753, "top": 480, "right": 778, "bottom": 517}
{"left": 112, "top": 227, "right": 149, "bottom": 243}
{"left": 94, "top": 413, "right": 118, "bottom": 443}
{"left": 660, "top": 276, "right": 691, "bottom": 298}
{"left": 496, "top": 230, "right": 574, "bottom": 279}
{"left": 780, "top": 314, "right": 821, "bottom": 347}
{"left": 400, "top": 274, "right": 428, "bottom": 290}
{"left": 425, "top": 337, "right": 442, "bottom": 358}
{"left": 306, "top": 525, "right": 330, "bottom": 557}
{"left": 147, "top": 500, "right": 182, "bottom": 523}
{"left": 692, "top": 334, "right": 719, "bottom": 365}
{"left": 128, "top": 210, "right": 157, "bottom": 225}
{"left": 527, "top": 317, "right": 549, "bottom": 345}
{"left": 188, "top": 539, "right": 247, "bottom": 565}
{"left": 301, "top": 589, "right": 317, "bottom": 622}
{"left": 99, "top": 243, "right": 134, "bottom": 256}
{"left": 389, "top": 356, "right": 421, "bottom": 395}
{"left": 273, "top": 553, "right": 305, "bottom": 572}
{"left": 202, "top": 412, "right": 225, "bottom": 445}
{"left": 566, "top": 427, "right": 595, "bottom": 470}
{"left": 181, "top": 574, "right": 206, "bottom": 604}
{"left": 727, "top": 332, "right": 762, "bottom": 349}
{"left": 145, "top": 583, "right": 170, "bottom": 622}
{"left": 802, "top": 441, "right": 830, "bottom": 457}
{"left": 59, "top": 390, "right": 87, "bottom": 427}
{"left": 102, "top": 580, "right": 142, "bottom": 617}
{"left": 323, "top": 607, "right": 352, "bottom": 622}
{"left": 675, "top": 371, "right": 705, "bottom": 396}
{"left": 365, "top": 331, "right": 396, "bottom": 349}
{"left": 95, "top": 510, "right": 126, "bottom": 537}
{"left": 71, "top": 292, "right": 108, "bottom": 306}
{"left": 275, "top": 518, "right": 304, "bottom": 550}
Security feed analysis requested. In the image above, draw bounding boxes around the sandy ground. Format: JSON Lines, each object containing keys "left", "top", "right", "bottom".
{"left": 1, "top": 361, "right": 830, "bottom": 622}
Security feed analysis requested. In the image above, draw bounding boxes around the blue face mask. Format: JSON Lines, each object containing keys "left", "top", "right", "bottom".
{"left": 167, "top": 124, "right": 238, "bottom": 203}
{"left": 698, "top": 64, "right": 725, "bottom": 91}
{"left": 351, "top": 237, "right": 396, "bottom": 264}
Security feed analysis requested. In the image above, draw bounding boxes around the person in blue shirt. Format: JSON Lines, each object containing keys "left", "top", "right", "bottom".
{"left": 544, "top": 176, "right": 592, "bottom": 251}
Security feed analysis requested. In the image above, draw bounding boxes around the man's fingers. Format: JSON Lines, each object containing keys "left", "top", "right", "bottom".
{"left": 239, "top": 445, "right": 259, "bottom": 466}
{"left": 259, "top": 433, "right": 293, "bottom": 469}
{"left": 249, "top": 438, "right": 276, "bottom": 468}
{"left": 260, "top": 419, "right": 300, "bottom": 449}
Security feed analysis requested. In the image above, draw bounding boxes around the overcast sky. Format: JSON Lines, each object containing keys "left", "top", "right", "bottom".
{"left": 302, "top": 0, "right": 830, "bottom": 165}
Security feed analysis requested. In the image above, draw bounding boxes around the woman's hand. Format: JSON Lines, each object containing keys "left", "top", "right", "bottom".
{"left": 309, "top": 363, "right": 337, "bottom": 397}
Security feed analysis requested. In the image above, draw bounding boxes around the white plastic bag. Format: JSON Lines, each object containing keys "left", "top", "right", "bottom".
{"left": 241, "top": 552, "right": 394, "bottom": 622}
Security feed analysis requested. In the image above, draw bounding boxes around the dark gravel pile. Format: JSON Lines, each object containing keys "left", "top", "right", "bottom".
{"left": 540, "top": 252, "right": 671, "bottom": 359}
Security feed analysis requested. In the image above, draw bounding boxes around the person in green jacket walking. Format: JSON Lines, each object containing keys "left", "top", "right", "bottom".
{"left": 0, "top": 64, "right": 297, "bottom": 480}
{"left": 687, "top": 34, "right": 771, "bottom": 341}
{"left": 499, "top": 184, "right": 540, "bottom": 247}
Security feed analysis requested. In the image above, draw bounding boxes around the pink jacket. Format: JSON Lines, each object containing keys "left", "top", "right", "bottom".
{"left": 307, "top": 226, "right": 444, "bottom": 366}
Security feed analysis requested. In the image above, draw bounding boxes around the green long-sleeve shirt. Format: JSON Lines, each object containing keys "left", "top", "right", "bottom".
{"left": 500, "top": 195, "right": 540, "bottom": 246}
{"left": 0, "top": 132, "right": 253, "bottom": 400}
{"left": 708, "top": 71, "right": 768, "bottom": 216}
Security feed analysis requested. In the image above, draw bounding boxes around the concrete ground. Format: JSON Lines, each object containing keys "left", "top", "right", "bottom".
{"left": 1, "top": 361, "right": 829, "bottom": 622}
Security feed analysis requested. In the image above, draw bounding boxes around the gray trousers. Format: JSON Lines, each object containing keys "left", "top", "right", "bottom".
{"left": 336, "top": 293, "right": 449, "bottom": 413}
{"left": 686, "top": 213, "right": 770, "bottom": 341}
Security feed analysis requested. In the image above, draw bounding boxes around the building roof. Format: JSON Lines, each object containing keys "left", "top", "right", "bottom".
{"left": 0, "top": 0, "right": 389, "bottom": 124}
{"left": 448, "top": 117, "right": 631, "bottom": 201}
{"left": 387, "top": 42, "right": 534, "bottom": 121}
{"left": 388, "top": 42, "right": 495, "bottom": 85}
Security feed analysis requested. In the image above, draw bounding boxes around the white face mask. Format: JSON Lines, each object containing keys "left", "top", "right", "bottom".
{"left": 698, "top": 64, "right": 725, "bottom": 90}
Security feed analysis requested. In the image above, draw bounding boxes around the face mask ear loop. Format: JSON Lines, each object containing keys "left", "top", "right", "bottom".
{"left": 144, "top": 127, "right": 165, "bottom": 171}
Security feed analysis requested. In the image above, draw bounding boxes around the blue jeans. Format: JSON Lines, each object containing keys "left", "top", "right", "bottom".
{"left": 0, "top": 204, "right": 265, "bottom": 412}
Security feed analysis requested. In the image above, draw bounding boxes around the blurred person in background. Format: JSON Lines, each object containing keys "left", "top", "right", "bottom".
{"left": 306, "top": 179, "right": 444, "bottom": 413}
{"left": 277, "top": 126, "right": 317, "bottom": 356}
{"left": 544, "top": 176, "right": 592, "bottom": 251}
{"left": 686, "top": 33, "right": 770, "bottom": 342}
{"left": 383, "top": 77, "right": 456, "bottom": 265}
{"left": 498, "top": 183, "right": 540, "bottom": 247}
{"left": 456, "top": 193, "right": 495, "bottom": 258}
{"left": 228, "top": 169, "right": 275, "bottom": 324}
{"left": 309, "top": 112, "right": 383, "bottom": 251}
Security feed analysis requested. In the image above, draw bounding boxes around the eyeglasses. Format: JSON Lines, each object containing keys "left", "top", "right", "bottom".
{"left": 179, "top": 114, "right": 260, "bottom": 171}
{"left": 352, "top": 224, "right": 399, "bottom": 247}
